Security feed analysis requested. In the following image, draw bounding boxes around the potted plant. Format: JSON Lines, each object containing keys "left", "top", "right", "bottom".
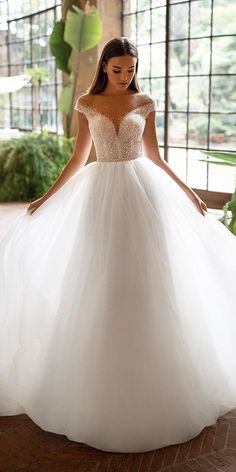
{"left": 49, "top": 1, "right": 102, "bottom": 137}
{"left": 200, "top": 151, "right": 236, "bottom": 235}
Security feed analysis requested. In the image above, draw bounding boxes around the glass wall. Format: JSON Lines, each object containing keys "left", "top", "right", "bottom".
{"left": 122, "top": 0, "right": 236, "bottom": 193}
{"left": 0, "top": 0, "right": 62, "bottom": 133}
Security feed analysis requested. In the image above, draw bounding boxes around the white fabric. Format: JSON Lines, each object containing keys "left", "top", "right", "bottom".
{"left": 0, "top": 75, "right": 31, "bottom": 94}
{"left": 0, "top": 94, "right": 236, "bottom": 453}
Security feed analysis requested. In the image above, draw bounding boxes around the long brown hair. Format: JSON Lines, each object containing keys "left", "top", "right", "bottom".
{"left": 87, "top": 37, "right": 141, "bottom": 95}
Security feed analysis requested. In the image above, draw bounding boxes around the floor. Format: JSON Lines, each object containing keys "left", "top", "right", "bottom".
{"left": 0, "top": 202, "right": 236, "bottom": 472}
{"left": 1, "top": 411, "right": 236, "bottom": 472}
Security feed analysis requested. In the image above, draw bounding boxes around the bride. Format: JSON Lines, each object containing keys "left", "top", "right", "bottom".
{"left": 0, "top": 36, "right": 236, "bottom": 454}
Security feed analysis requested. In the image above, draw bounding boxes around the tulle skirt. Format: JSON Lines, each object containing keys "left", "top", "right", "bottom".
{"left": 0, "top": 155, "right": 236, "bottom": 453}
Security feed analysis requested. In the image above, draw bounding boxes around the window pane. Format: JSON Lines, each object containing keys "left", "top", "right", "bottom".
{"left": 190, "top": 0, "right": 211, "bottom": 38}
{"left": 152, "top": 0, "right": 166, "bottom": 6}
{"left": 170, "top": 0, "right": 187, "bottom": 3}
{"left": 187, "top": 149, "right": 208, "bottom": 190}
{"left": 138, "top": 0, "right": 151, "bottom": 10}
{"left": 169, "top": 40, "right": 188, "bottom": 76}
{"left": 189, "top": 76, "right": 209, "bottom": 113}
{"left": 1, "top": 2, "right": 62, "bottom": 133}
{"left": 0, "top": 94, "right": 10, "bottom": 127}
{"left": 138, "top": 45, "right": 151, "bottom": 77}
{"left": 156, "top": 111, "right": 165, "bottom": 145}
{"left": 139, "top": 78, "right": 150, "bottom": 93}
{"left": 168, "top": 112, "right": 187, "bottom": 147}
{"left": 168, "top": 147, "right": 187, "bottom": 182}
{"left": 122, "top": 0, "right": 236, "bottom": 196}
{"left": 151, "top": 78, "right": 165, "bottom": 111}
{"left": 211, "top": 76, "right": 236, "bottom": 113}
{"left": 137, "top": 10, "right": 150, "bottom": 45}
{"left": 213, "top": 0, "right": 236, "bottom": 35}
{"left": 123, "top": 13, "right": 136, "bottom": 42}
{"left": 189, "top": 38, "right": 210, "bottom": 75}
{"left": 208, "top": 162, "right": 236, "bottom": 192}
{"left": 151, "top": 42, "right": 165, "bottom": 77}
{"left": 0, "top": 65, "right": 9, "bottom": 75}
{"left": 0, "top": 1, "right": 8, "bottom": 21}
{"left": 123, "top": 0, "right": 137, "bottom": 15}
{"left": 170, "top": 3, "right": 189, "bottom": 40}
{"left": 209, "top": 114, "right": 236, "bottom": 151}
{"left": 212, "top": 36, "right": 236, "bottom": 74}
{"left": 151, "top": 6, "right": 166, "bottom": 43}
{"left": 169, "top": 77, "right": 188, "bottom": 111}
{"left": 0, "top": 44, "right": 8, "bottom": 64}
{"left": 188, "top": 113, "right": 209, "bottom": 149}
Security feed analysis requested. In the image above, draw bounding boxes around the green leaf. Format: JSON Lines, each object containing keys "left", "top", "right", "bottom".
{"left": 198, "top": 159, "right": 236, "bottom": 167}
{"left": 64, "top": 6, "right": 102, "bottom": 52}
{"left": 58, "top": 85, "right": 73, "bottom": 114}
{"left": 201, "top": 150, "right": 236, "bottom": 166}
{"left": 58, "top": 79, "right": 74, "bottom": 114}
{"left": 49, "top": 20, "right": 72, "bottom": 74}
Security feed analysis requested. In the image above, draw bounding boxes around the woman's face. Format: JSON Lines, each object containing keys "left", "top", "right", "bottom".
{"left": 102, "top": 55, "right": 137, "bottom": 92}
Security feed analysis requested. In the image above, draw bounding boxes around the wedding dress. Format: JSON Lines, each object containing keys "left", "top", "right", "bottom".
{"left": 0, "top": 93, "right": 236, "bottom": 454}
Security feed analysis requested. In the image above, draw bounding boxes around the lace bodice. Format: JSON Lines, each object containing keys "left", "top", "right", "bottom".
{"left": 74, "top": 94, "right": 157, "bottom": 162}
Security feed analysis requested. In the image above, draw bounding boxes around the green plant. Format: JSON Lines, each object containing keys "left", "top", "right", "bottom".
{"left": 200, "top": 151, "right": 236, "bottom": 235}
{"left": 49, "top": 1, "right": 102, "bottom": 137}
{"left": 0, "top": 132, "right": 74, "bottom": 202}
{"left": 25, "top": 67, "right": 53, "bottom": 132}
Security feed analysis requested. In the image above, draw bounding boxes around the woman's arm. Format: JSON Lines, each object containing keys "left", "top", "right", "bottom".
{"left": 142, "top": 110, "right": 208, "bottom": 216}
{"left": 27, "top": 111, "right": 92, "bottom": 214}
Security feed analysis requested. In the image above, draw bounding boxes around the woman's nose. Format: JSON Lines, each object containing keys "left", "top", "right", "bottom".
{"left": 120, "top": 72, "right": 128, "bottom": 81}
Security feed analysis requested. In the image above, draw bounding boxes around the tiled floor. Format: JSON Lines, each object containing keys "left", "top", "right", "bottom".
{"left": 0, "top": 202, "right": 235, "bottom": 472}
{"left": 0, "top": 410, "right": 236, "bottom": 471}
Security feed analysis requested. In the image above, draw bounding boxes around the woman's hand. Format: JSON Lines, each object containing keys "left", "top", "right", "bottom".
{"left": 27, "top": 196, "right": 46, "bottom": 215}
{"left": 184, "top": 188, "right": 208, "bottom": 216}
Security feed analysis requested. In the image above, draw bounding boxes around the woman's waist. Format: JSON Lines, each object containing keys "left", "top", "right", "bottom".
{"left": 96, "top": 155, "right": 142, "bottom": 163}
{"left": 94, "top": 141, "right": 143, "bottom": 163}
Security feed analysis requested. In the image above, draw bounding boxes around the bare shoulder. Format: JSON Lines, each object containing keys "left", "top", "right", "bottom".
{"left": 139, "top": 92, "right": 156, "bottom": 105}
{"left": 78, "top": 93, "right": 96, "bottom": 106}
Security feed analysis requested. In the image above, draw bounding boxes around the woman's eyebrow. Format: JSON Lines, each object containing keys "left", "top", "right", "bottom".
{"left": 112, "top": 66, "right": 135, "bottom": 69}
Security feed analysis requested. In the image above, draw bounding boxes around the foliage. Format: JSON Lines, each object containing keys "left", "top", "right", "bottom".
{"left": 220, "top": 190, "right": 236, "bottom": 236}
{"left": 200, "top": 151, "right": 236, "bottom": 235}
{"left": 49, "top": 20, "right": 72, "bottom": 74}
{"left": 0, "top": 133, "right": 74, "bottom": 202}
{"left": 64, "top": 5, "right": 102, "bottom": 52}
{"left": 200, "top": 151, "right": 236, "bottom": 167}
{"left": 58, "top": 72, "right": 75, "bottom": 114}
{"left": 49, "top": 1, "right": 102, "bottom": 137}
{"left": 25, "top": 67, "right": 53, "bottom": 132}
{"left": 25, "top": 67, "right": 53, "bottom": 85}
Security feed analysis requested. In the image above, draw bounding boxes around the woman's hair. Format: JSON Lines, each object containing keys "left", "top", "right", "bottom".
{"left": 87, "top": 37, "right": 141, "bottom": 95}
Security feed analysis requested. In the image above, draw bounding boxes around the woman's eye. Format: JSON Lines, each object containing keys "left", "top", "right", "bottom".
{"left": 112, "top": 70, "right": 134, "bottom": 74}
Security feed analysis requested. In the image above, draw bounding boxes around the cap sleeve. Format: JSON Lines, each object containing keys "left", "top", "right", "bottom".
{"left": 138, "top": 96, "right": 157, "bottom": 119}
{"left": 145, "top": 96, "right": 157, "bottom": 117}
{"left": 74, "top": 95, "right": 88, "bottom": 115}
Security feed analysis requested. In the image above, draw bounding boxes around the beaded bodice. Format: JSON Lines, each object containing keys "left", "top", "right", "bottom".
{"left": 74, "top": 94, "right": 157, "bottom": 162}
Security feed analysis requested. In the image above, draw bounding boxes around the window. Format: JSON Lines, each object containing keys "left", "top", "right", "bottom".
{"left": 122, "top": 0, "right": 236, "bottom": 195}
{"left": 0, "top": 0, "right": 62, "bottom": 133}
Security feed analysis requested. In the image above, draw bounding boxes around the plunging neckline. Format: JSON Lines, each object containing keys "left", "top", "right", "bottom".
{"left": 78, "top": 101, "right": 153, "bottom": 138}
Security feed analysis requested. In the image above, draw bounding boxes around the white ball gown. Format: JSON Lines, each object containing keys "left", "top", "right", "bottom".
{"left": 0, "top": 93, "right": 236, "bottom": 454}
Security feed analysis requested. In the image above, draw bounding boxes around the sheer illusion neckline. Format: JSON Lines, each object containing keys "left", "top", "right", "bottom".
{"left": 78, "top": 101, "right": 153, "bottom": 137}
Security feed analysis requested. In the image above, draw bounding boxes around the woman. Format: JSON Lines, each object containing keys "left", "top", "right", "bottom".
{"left": 0, "top": 37, "right": 236, "bottom": 454}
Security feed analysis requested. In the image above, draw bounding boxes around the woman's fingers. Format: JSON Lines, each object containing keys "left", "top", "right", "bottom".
{"left": 194, "top": 196, "right": 207, "bottom": 216}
